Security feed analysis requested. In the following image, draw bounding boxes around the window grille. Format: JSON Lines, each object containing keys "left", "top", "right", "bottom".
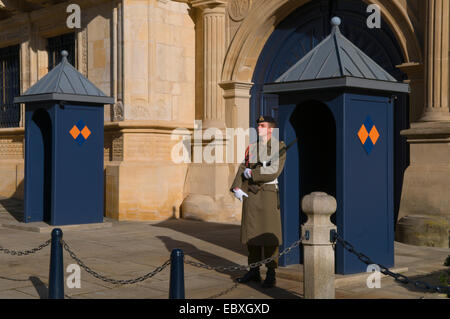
{"left": 47, "top": 33, "right": 76, "bottom": 71}
{"left": 0, "top": 45, "right": 20, "bottom": 128}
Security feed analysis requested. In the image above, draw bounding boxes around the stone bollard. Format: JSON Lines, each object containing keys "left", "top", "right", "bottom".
{"left": 301, "top": 192, "right": 337, "bottom": 299}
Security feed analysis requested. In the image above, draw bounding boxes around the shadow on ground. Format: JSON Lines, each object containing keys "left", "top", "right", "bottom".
{"left": 29, "top": 276, "right": 48, "bottom": 299}
{"left": 157, "top": 235, "right": 301, "bottom": 299}
{"left": 0, "top": 197, "right": 24, "bottom": 223}
{"left": 153, "top": 219, "right": 246, "bottom": 256}
{"left": 0, "top": 275, "right": 48, "bottom": 299}
{"left": 396, "top": 269, "right": 449, "bottom": 297}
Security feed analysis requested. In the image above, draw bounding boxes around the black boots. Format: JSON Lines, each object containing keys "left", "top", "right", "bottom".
{"left": 262, "top": 267, "right": 276, "bottom": 288}
{"left": 236, "top": 267, "right": 262, "bottom": 283}
{"left": 236, "top": 267, "right": 276, "bottom": 288}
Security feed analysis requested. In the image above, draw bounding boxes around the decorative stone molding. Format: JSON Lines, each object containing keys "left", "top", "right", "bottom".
{"left": 0, "top": 128, "right": 24, "bottom": 160}
{"left": 227, "top": 0, "right": 252, "bottom": 22}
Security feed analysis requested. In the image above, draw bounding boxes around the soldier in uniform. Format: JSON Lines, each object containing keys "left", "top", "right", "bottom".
{"left": 230, "top": 115, "right": 286, "bottom": 288}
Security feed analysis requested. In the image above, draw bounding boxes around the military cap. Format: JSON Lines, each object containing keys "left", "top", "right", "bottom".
{"left": 256, "top": 115, "right": 277, "bottom": 125}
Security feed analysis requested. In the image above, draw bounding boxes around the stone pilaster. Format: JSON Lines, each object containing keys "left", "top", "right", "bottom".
{"left": 396, "top": 0, "right": 450, "bottom": 248}
{"left": 420, "top": 0, "right": 450, "bottom": 121}
{"left": 192, "top": 0, "right": 227, "bottom": 128}
{"left": 219, "top": 80, "right": 253, "bottom": 163}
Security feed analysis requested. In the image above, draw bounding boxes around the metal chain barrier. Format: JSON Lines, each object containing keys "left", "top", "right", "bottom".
{"left": 332, "top": 233, "right": 449, "bottom": 294}
{"left": 206, "top": 282, "right": 240, "bottom": 299}
{"left": 184, "top": 239, "right": 302, "bottom": 298}
{"left": 0, "top": 239, "right": 51, "bottom": 256}
{"left": 61, "top": 240, "right": 171, "bottom": 285}
{"left": 184, "top": 238, "right": 303, "bottom": 272}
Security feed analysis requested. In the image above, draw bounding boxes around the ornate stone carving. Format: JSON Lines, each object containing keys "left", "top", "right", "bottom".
{"left": 0, "top": 136, "right": 24, "bottom": 159}
{"left": 112, "top": 134, "right": 123, "bottom": 161}
{"left": 113, "top": 101, "right": 124, "bottom": 122}
{"left": 228, "top": 0, "right": 251, "bottom": 22}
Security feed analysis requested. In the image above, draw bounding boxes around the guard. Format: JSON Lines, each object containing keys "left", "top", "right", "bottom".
{"left": 231, "top": 115, "right": 287, "bottom": 288}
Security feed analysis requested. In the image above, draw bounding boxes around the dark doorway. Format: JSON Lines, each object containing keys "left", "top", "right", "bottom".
{"left": 290, "top": 100, "right": 336, "bottom": 226}
{"left": 30, "top": 109, "right": 52, "bottom": 223}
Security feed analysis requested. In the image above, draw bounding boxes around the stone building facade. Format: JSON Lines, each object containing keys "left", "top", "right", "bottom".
{"left": 0, "top": 0, "right": 448, "bottom": 248}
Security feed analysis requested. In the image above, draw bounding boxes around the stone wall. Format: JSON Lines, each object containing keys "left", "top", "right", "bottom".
{"left": 0, "top": 129, "right": 24, "bottom": 200}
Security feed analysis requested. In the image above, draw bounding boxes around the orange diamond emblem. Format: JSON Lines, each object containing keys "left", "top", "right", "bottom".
{"left": 369, "top": 126, "right": 380, "bottom": 145}
{"left": 81, "top": 126, "right": 91, "bottom": 139}
{"left": 69, "top": 125, "right": 80, "bottom": 139}
{"left": 357, "top": 125, "right": 369, "bottom": 145}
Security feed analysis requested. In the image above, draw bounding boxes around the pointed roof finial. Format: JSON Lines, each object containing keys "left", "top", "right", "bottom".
{"left": 61, "top": 50, "right": 69, "bottom": 61}
{"left": 331, "top": 16, "right": 341, "bottom": 27}
{"left": 331, "top": 17, "right": 342, "bottom": 35}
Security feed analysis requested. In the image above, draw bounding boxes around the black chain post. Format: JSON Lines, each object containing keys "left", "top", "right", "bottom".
{"left": 48, "top": 228, "right": 64, "bottom": 299}
{"left": 169, "top": 249, "right": 185, "bottom": 299}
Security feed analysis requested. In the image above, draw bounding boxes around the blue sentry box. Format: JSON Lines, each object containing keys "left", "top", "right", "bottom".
{"left": 23, "top": 102, "right": 104, "bottom": 225}
{"left": 14, "top": 51, "right": 113, "bottom": 226}
{"left": 275, "top": 90, "right": 396, "bottom": 275}
{"left": 262, "top": 18, "right": 409, "bottom": 274}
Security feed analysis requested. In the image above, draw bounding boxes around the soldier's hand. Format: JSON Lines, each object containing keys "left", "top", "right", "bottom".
{"left": 243, "top": 168, "right": 252, "bottom": 179}
{"left": 233, "top": 188, "right": 248, "bottom": 201}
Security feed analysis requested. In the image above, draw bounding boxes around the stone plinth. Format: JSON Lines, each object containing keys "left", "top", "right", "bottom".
{"left": 397, "top": 121, "right": 450, "bottom": 248}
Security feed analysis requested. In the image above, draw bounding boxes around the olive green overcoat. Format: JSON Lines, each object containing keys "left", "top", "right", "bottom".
{"left": 230, "top": 138, "right": 286, "bottom": 246}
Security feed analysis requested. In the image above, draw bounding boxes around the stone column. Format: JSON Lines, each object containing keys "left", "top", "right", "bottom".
{"left": 301, "top": 192, "right": 337, "bottom": 299}
{"left": 192, "top": 0, "right": 227, "bottom": 128}
{"left": 420, "top": 0, "right": 450, "bottom": 121}
{"left": 397, "top": 0, "right": 450, "bottom": 248}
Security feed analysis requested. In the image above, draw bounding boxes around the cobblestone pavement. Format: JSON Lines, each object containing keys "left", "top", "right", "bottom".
{"left": 0, "top": 197, "right": 448, "bottom": 299}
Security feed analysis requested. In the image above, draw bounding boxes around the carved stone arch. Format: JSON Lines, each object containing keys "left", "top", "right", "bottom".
{"left": 221, "top": 0, "right": 422, "bottom": 83}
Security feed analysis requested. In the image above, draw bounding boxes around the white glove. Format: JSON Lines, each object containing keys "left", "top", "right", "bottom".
{"left": 233, "top": 188, "right": 248, "bottom": 202}
{"left": 243, "top": 168, "right": 252, "bottom": 179}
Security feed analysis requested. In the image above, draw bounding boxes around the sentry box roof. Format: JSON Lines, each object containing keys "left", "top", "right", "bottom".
{"left": 263, "top": 17, "right": 410, "bottom": 94}
{"left": 14, "top": 50, "right": 114, "bottom": 105}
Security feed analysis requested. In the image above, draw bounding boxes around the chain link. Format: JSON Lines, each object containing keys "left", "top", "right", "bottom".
{"left": 332, "top": 233, "right": 449, "bottom": 294}
{"left": 61, "top": 240, "right": 171, "bottom": 285}
{"left": 0, "top": 239, "right": 51, "bottom": 256}
{"left": 206, "top": 283, "right": 240, "bottom": 299}
{"left": 184, "top": 238, "right": 302, "bottom": 272}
